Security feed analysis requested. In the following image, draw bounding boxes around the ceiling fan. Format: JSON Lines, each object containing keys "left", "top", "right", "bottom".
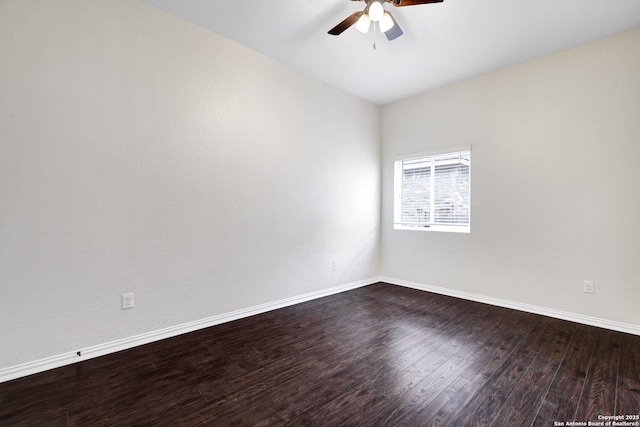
{"left": 328, "top": 0, "right": 444, "bottom": 42}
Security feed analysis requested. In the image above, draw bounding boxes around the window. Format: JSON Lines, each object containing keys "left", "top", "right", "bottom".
{"left": 394, "top": 148, "right": 470, "bottom": 232}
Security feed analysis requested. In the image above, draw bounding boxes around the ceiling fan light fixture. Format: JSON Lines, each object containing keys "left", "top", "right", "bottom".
{"left": 368, "top": 1, "right": 384, "bottom": 22}
{"left": 355, "top": 13, "right": 371, "bottom": 33}
{"left": 379, "top": 12, "right": 394, "bottom": 33}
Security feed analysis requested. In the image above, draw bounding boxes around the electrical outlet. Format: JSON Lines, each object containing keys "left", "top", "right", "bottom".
{"left": 357, "top": 257, "right": 363, "bottom": 267}
{"left": 122, "top": 293, "right": 135, "bottom": 309}
{"left": 332, "top": 261, "right": 338, "bottom": 271}
{"left": 583, "top": 280, "right": 594, "bottom": 294}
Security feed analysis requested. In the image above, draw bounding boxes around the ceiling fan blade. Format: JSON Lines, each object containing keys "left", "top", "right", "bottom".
{"left": 389, "top": 0, "right": 443, "bottom": 6}
{"left": 328, "top": 11, "right": 364, "bottom": 35}
{"left": 384, "top": 12, "right": 403, "bottom": 41}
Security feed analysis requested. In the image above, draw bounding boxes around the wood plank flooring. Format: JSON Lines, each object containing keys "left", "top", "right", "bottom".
{"left": 1, "top": 282, "right": 639, "bottom": 426}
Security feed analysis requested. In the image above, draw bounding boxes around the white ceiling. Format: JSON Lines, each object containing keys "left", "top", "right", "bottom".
{"left": 146, "top": 0, "right": 640, "bottom": 105}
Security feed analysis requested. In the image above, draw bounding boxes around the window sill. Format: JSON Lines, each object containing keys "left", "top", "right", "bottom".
{"left": 393, "top": 225, "right": 470, "bottom": 234}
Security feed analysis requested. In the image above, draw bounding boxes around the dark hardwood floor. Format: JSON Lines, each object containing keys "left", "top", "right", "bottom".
{"left": 1, "top": 282, "right": 639, "bottom": 426}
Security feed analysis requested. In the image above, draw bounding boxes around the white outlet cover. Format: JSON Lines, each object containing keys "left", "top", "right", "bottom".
{"left": 583, "top": 281, "right": 595, "bottom": 294}
{"left": 122, "top": 293, "right": 135, "bottom": 309}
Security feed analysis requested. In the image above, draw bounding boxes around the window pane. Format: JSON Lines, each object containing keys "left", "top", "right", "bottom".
{"left": 434, "top": 152, "right": 470, "bottom": 225}
{"left": 401, "top": 165, "right": 430, "bottom": 225}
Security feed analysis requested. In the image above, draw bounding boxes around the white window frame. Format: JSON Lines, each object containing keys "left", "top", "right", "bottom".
{"left": 394, "top": 146, "right": 471, "bottom": 233}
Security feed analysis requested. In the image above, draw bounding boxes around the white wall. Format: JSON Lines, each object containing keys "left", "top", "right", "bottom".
{"left": 0, "top": 0, "right": 381, "bottom": 370}
{"left": 381, "top": 29, "right": 640, "bottom": 327}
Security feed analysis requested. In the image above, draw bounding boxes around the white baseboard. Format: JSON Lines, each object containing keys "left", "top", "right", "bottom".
{"left": 0, "top": 277, "right": 378, "bottom": 384}
{"left": 381, "top": 276, "right": 640, "bottom": 336}
{"left": 4, "top": 276, "right": 638, "bottom": 384}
